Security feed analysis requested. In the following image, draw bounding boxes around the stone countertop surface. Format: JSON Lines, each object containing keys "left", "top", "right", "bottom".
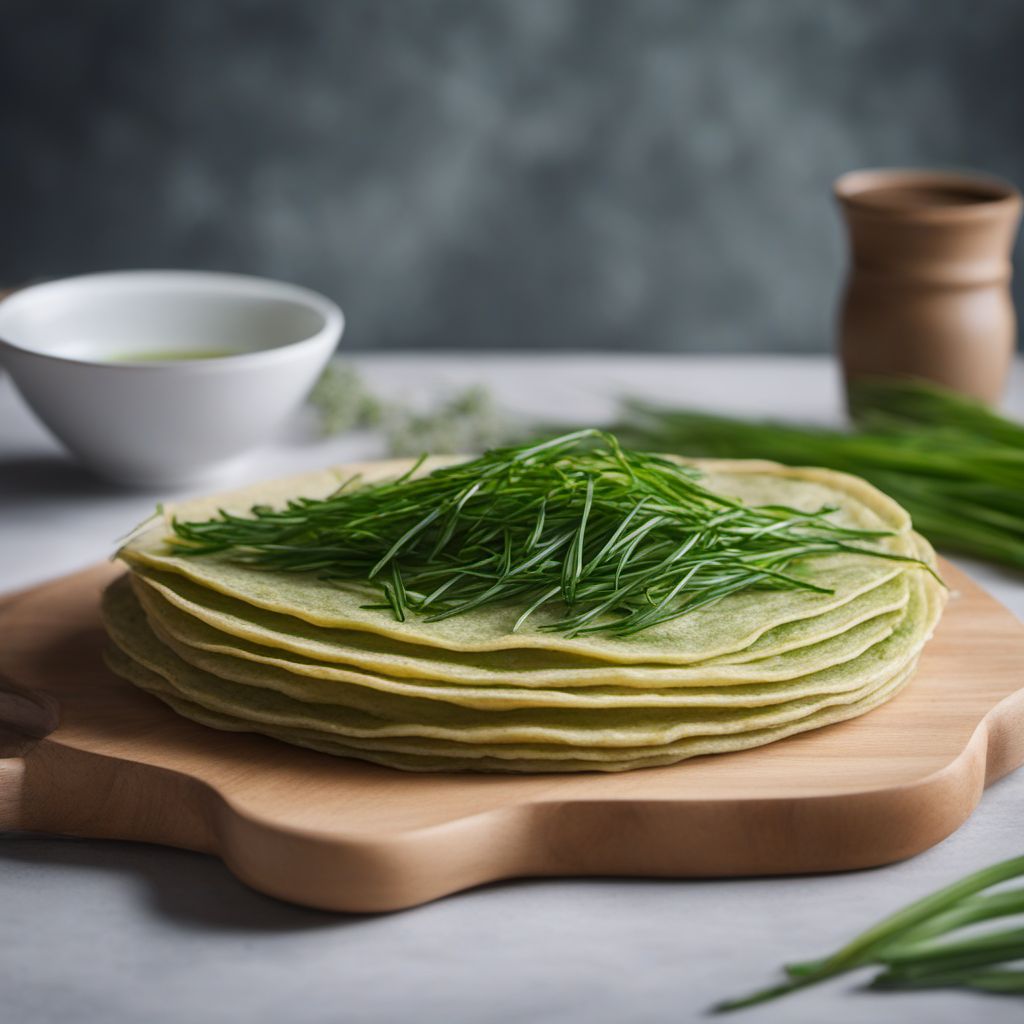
{"left": 2, "top": 354, "right": 1023, "bottom": 1024}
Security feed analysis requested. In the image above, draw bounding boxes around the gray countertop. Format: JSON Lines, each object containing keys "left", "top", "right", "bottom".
{"left": 3, "top": 354, "right": 1023, "bottom": 1024}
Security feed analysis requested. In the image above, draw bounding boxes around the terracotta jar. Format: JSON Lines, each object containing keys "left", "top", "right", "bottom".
{"left": 834, "top": 168, "right": 1022, "bottom": 406}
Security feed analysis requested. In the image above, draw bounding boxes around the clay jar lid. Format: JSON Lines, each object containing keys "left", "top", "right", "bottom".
{"left": 835, "top": 168, "right": 1021, "bottom": 222}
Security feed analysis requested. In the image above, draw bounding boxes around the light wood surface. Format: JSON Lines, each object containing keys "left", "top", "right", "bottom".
{"left": 1, "top": 559, "right": 1022, "bottom": 912}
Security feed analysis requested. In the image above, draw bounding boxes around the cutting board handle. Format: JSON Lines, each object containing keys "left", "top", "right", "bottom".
{"left": 984, "top": 684, "right": 1024, "bottom": 784}
{"left": 0, "top": 672, "right": 59, "bottom": 830}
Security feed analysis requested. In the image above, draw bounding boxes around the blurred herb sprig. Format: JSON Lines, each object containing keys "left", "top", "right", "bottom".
{"left": 309, "top": 362, "right": 518, "bottom": 456}
{"left": 309, "top": 365, "right": 1024, "bottom": 572}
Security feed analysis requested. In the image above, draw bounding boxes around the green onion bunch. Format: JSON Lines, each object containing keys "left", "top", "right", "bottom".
{"left": 169, "top": 429, "right": 913, "bottom": 638}
{"left": 617, "top": 377, "right": 1024, "bottom": 570}
{"left": 716, "top": 854, "right": 1024, "bottom": 1011}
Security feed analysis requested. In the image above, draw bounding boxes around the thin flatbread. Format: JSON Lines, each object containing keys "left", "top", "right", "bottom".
{"left": 120, "top": 458, "right": 918, "bottom": 664}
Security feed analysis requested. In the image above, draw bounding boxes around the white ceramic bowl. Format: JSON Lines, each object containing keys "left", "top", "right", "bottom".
{"left": 0, "top": 270, "right": 343, "bottom": 487}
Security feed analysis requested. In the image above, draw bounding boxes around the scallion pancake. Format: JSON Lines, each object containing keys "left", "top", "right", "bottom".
{"left": 120, "top": 458, "right": 919, "bottom": 664}
{"left": 132, "top": 572, "right": 908, "bottom": 695}
{"left": 128, "top": 565, "right": 910, "bottom": 688}
{"left": 105, "top": 456, "right": 945, "bottom": 774}
{"left": 101, "top": 568, "right": 942, "bottom": 748}
{"left": 131, "top": 588, "right": 921, "bottom": 713}
{"left": 103, "top": 644, "right": 918, "bottom": 773}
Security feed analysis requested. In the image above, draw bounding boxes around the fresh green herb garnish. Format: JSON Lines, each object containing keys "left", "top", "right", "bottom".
{"left": 169, "top": 429, "right": 922, "bottom": 637}
{"left": 715, "top": 854, "right": 1024, "bottom": 1011}
{"left": 616, "top": 377, "right": 1024, "bottom": 570}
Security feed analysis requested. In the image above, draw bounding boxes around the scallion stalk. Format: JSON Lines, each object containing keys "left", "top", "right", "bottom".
{"left": 714, "top": 854, "right": 1024, "bottom": 1012}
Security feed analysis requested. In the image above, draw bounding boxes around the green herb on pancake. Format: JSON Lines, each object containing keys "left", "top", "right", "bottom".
{"left": 167, "top": 430, "right": 929, "bottom": 638}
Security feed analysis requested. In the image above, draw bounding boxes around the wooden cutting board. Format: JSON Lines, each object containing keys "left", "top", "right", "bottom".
{"left": 1, "top": 559, "right": 1022, "bottom": 913}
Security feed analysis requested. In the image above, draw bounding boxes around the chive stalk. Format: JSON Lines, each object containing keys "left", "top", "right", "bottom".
{"left": 714, "top": 854, "right": 1024, "bottom": 1012}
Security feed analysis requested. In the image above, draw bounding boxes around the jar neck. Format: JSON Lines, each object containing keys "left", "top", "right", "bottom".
{"left": 840, "top": 208, "right": 1020, "bottom": 286}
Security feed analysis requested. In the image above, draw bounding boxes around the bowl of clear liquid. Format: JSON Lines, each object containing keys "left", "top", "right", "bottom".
{"left": 0, "top": 270, "right": 343, "bottom": 487}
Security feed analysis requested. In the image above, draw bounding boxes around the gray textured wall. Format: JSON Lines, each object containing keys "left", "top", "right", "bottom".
{"left": 5, "top": 0, "right": 1024, "bottom": 352}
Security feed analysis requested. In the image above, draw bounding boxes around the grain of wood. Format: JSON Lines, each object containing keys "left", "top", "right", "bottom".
{"left": 0, "top": 559, "right": 1021, "bottom": 912}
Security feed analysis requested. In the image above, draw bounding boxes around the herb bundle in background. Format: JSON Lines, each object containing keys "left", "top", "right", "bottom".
{"left": 308, "top": 366, "right": 1024, "bottom": 573}
{"left": 309, "top": 363, "right": 513, "bottom": 457}
{"left": 616, "top": 377, "right": 1024, "bottom": 571}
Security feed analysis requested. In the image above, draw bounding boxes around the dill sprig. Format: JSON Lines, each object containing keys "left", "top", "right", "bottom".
{"left": 167, "top": 429, "right": 919, "bottom": 638}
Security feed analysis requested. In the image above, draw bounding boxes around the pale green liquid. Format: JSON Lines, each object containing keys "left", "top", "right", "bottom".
{"left": 104, "top": 348, "right": 244, "bottom": 363}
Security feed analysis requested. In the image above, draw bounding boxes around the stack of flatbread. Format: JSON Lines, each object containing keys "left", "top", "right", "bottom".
{"left": 102, "top": 458, "right": 945, "bottom": 773}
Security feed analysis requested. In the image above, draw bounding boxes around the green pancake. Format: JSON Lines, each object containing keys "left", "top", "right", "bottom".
{"left": 104, "top": 644, "right": 919, "bottom": 773}
{"left": 101, "top": 568, "right": 942, "bottom": 749}
{"left": 128, "top": 565, "right": 910, "bottom": 689}
{"left": 130, "top": 581, "right": 931, "bottom": 716}
{"left": 120, "top": 458, "right": 919, "bottom": 664}
{"left": 105, "top": 455, "right": 945, "bottom": 774}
